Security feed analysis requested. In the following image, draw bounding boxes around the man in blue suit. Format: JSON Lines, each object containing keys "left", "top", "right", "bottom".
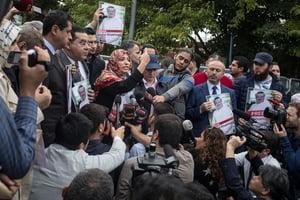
{"left": 186, "top": 60, "right": 236, "bottom": 137}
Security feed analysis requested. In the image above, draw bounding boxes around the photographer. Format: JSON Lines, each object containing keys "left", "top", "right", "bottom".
{"left": 115, "top": 114, "right": 194, "bottom": 200}
{"left": 221, "top": 136, "right": 289, "bottom": 200}
{"left": 0, "top": 1, "right": 50, "bottom": 181}
{"left": 273, "top": 102, "right": 300, "bottom": 200}
{"left": 235, "top": 130, "right": 281, "bottom": 189}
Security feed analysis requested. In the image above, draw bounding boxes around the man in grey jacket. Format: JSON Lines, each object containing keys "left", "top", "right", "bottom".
{"left": 29, "top": 113, "right": 126, "bottom": 200}
{"left": 154, "top": 48, "right": 194, "bottom": 120}
{"left": 115, "top": 114, "right": 194, "bottom": 200}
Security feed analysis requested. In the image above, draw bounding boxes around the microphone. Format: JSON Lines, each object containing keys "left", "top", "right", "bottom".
{"left": 132, "top": 108, "right": 148, "bottom": 125}
{"left": 130, "top": 95, "right": 139, "bottom": 107}
{"left": 122, "top": 104, "right": 135, "bottom": 122}
{"left": 143, "top": 92, "right": 153, "bottom": 104}
{"left": 135, "top": 93, "right": 145, "bottom": 106}
{"left": 114, "top": 95, "right": 122, "bottom": 128}
{"left": 163, "top": 144, "right": 179, "bottom": 169}
{"left": 232, "top": 108, "right": 257, "bottom": 124}
{"left": 182, "top": 120, "right": 196, "bottom": 147}
{"left": 146, "top": 87, "right": 156, "bottom": 97}
{"left": 108, "top": 111, "right": 117, "bottom": 124}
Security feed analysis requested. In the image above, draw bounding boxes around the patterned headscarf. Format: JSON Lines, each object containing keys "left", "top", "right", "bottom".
{"left": 94, "top": 49, "right": 131, "bottom": 92}
{"left": 0, "top": 19, "right": 21, "bottom": 68}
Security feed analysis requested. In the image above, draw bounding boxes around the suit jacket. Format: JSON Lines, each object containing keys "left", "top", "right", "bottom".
{"left": 57, "top": 49, "right": 90, "bottom": 83}
{"left": 41, "top": 48, "right": 68, "bottom": 147}
{"left": 186, "top": 82, "right": 236, "bottom": 137}
{"left": 87, "top": 55, "right": 105, "bottom": 90}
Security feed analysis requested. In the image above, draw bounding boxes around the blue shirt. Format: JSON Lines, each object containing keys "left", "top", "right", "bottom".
{"left": 0, "top": 96, "right": 38, "bottom": 179}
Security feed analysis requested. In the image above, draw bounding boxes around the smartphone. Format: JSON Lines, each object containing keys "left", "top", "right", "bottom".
{"left": 7, "top": 49, "right": 37, "bottom": 66}
{"left": 7, "top": 51, "right": 22, "bottom": 65}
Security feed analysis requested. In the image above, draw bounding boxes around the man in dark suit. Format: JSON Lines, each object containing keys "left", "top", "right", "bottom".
{"left": 57, "top": 26, "right": 95, "bottom": 111}
{"left": 41, "top": 10, "right": 72, "bottom": 147}
{"left": 85, "top": 28, "right": 105, "bottom": 89}
{"left": 186, "top": 60, "right": 236, "bottom": 137}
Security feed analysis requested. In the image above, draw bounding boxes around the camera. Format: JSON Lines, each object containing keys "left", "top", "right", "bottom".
{"left": 264, "top": 107, "right": 286, "bottom": 127}
{"left": 233, "top": 109, "right": 267, "bottom": 152}
{"left": 235, "top": 123, "right": 267, "bottom": 152}
{"left": 7, "top": 49, "right": 37, "bottom": 67}
{"left": 132, "top": 143, "right": 179, "bottom": 183}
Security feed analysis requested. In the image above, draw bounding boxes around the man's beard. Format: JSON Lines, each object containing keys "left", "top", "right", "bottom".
{"left": 253, "top": 67, "right": 269, "bottom": 82}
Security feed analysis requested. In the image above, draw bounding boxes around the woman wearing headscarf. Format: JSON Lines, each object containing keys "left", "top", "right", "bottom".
{"left": 94, "top": 48, "right": 149, "bottom": 110}
{"left": 189, "top": 127, "right": 227, "bottom": 198}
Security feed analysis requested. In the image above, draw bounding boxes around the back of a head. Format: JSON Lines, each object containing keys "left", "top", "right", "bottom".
{"left": 259, "top": 165, "right": 289, "bottom": 200}
{"left": 18, "top": 27, "right": 44, "bottom": 49}
{"left": 184, "top": 182, "right": 215, "bottom": 200}
{"left": 43, "top": 10, "right": 72, "bottom": 36}
{"left": 80, "top": 103, "right": 107, "bottom": 134}
{"left": 154, "top": 114, "right": 182, "bottom": 148}
{"left": 54, "top": 113, "right": 93, "bottom": 150}
{"left": 22, "top": 20, "right": 43, "bottom": 32}
{"left": 153, "top": 102, "right": 175, "bottom": 116}
{"left": 120, "top": 40, "right": 140, "bottom": 52}
{"left": 63, "top": 168, "right": 113, "bottom": 200}
{"left": 160, "top": 56, "right": 175, "bottom": 69}
{"left": 261, "top": 130, "right": 279, "bottom": 155}
{"left": 132, "top": 174, "right": 193, "bottom": 200}
{"left": 192, "top": 53, "right": 201, "bottom": 69}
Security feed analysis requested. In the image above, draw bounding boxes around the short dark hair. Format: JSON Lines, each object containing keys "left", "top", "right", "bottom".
{"left": 233, "top": 56, "right": 249, "bottom": 72}
{"left": 141, "top": 44, "right": 156, "bottom": 54}
{"left": 154, "top": 114, "right": 182, "bottom": 148}
{"left": 177, "top": 48, "right": 194, "bottom": 61}
{"left": 192, "top": 53, "right": 201, "bottom": 69}
{"left": 70, "top": 25, "right": 87, "bottom": 42}
{"left": 63, "top": 168, "right": 113, "bottom": 200}
{"left": 54, "top": 113, "right": 92, "bottom": 150}
{"left": 85, "top": 27, "right": 96, "bottom": 35}
{"left": 120, "top": 40, "right": 140, "bottom": 52}
{"left": 160, "top": 56, "right": 174, "bottom": 69}
{"left": 80, "top": 103, "right": 107, "bottom": 134}
{"left": 261, "top": 130, "right": 279, "bottom": 155}
{"left": 43, "top": 10, "right": 72, "bottom": 36}
{"left": 132, "top": 174, "right": 192, "bottom": 200}
{"left": 153, "top": 102, "right": 174, "bottom": 116}
{"left": 259, "top": 165, "right": 289, "bottom": 200}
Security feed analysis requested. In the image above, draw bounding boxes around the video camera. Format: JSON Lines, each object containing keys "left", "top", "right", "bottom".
{"left": 264, "top": 107, "right": 286, "bottom": 127}
{"left": 132, "top": 142, "right": 179, "bottom": 183}
{"left": 233, "top": 109, "right": 267, "bottom": 152}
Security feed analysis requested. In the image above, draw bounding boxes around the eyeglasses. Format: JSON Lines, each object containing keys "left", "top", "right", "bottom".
{"left": 177, "top": 55, "right": 191, "bottom": 64}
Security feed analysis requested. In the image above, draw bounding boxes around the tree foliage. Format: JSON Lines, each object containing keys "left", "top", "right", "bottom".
{"left": 41, "top": 0, "right": 300, "bottom": 77}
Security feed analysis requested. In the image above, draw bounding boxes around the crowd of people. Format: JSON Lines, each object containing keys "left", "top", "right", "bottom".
{"left": 0, "top": 1, "right": 300, "bottom": 200}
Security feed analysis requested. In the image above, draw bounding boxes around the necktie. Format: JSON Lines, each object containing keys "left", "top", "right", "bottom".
{"left": 212, "top": 86, "right": 217, "bottom": 95}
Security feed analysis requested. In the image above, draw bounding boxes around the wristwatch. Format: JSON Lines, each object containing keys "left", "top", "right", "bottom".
{"left": 36, "top": 61, "right": 51, "bottom": 71}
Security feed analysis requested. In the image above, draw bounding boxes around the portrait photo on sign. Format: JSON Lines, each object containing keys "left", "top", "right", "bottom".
{"left": 97, "top": 1, "right": 125, "bottom": 46}
{"left": 245, "top": 88, "right": 275, "bottom": 129}
{"left": 206, "top": 93, "right": 235, "bottom": 135}
{"left": 72, "top": 80, "right": 91, "bottom": 109}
